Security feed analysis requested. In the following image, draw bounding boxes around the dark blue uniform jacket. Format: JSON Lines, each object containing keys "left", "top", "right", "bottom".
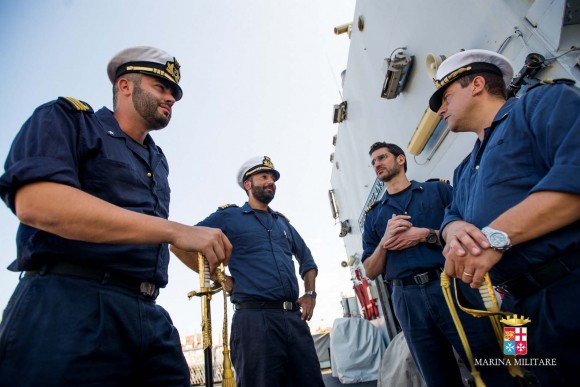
{"left": 362, "top": 180, "right": 453, "bottom": 279}
{"left": 197, "top": 202, "right": 318, "bottom": 303}
{"left": 441, "top": 83, "right": 580, "bottom": 283}
{"left": 0, "top": 98, "right": 172, "bottom": 286}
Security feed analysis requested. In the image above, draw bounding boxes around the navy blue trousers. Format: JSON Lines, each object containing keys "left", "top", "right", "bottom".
{"left": 0, "top": 274, "right": 189, "bottom": 387}
{"left": 230, "top": 308, "right": 324, "bottom": 387}
{"left": 393, "top": 279, "right": 518, "bottom": 387}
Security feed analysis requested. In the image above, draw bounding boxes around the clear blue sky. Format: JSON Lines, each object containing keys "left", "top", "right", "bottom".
{"left": 0, "top": 0, "right": 356, "bottom": 337}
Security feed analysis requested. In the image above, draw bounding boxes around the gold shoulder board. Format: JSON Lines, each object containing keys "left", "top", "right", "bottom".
{"left": 58, "top": 97, "right": 93, "bottom": 113}
{"left": 426, "top": 178, "right": 450, "bottom": 184}
{"left": 218, "top": 204, "right": 238, "bottom": 210}
{"left": 365, "top": 201, "right": 379, "bottom": 214}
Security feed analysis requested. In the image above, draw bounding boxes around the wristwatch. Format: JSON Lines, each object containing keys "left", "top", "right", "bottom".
{"left": 481, "top": 226, "right": 512, "bottom": 252}
{"left": 426, "top": 229, "right": 438, "bottom": 244}
{"left": 304, "top": 290, "right": 317, "bottom": 299}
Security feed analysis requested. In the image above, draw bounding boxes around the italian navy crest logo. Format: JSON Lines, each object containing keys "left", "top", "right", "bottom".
{"left": 503, "top": 327, "right": 527, "bottom": 355}
{"left": 501, "top": 315, "right": 531, "bottom": 356}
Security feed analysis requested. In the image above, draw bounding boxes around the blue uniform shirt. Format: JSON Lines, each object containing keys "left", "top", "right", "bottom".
{"left": 362, "top": 180, "right": 453, "bottom": 279}
{"left": 441, "top": 83, "right": 580, "bottom": 283}
{"left": 197, "top": 202, "right": 318, "bottom": 303}
{"left": 0, "top": 98, "right": 172, "bottom": 286}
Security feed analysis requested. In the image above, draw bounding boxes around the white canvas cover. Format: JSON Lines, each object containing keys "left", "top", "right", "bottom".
{"left": 330, "top": 317, "right": 385, "bottom": 383}
{"left": 377, "top": 331, "right": 426, "bottom": 387}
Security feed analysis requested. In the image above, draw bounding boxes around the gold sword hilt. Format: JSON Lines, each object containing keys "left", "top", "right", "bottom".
{"left": 187, "top": 253, "right": 223, "bottom": 299}
{"left": 186, "top": 254, "right": 235, "bottom": 385}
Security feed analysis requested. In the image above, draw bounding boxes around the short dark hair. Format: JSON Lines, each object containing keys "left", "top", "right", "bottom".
{"left": 368, "top": 142, "right": 407, "bottom": 172}
{"left": 457, "top": 72, "right": 507, "bottom": 100}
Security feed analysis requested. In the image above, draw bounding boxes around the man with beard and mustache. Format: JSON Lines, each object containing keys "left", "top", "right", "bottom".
{"left": 173, "top": 156, "right": 324, "bottom": 387}
{"left": 362, "top": 142, "right": 517, "bottom": 386}
{"left": 0, "top": 46, "right": 231, "bottom": 386}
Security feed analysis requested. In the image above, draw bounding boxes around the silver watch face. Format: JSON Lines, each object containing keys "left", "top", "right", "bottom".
{"left": 489, "top": 231, "right": 508, "bottom": 247}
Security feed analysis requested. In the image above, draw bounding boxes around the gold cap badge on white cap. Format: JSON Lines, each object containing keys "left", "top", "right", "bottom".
{"left": 237, "top": 156, "right": 281, "bottom": 189}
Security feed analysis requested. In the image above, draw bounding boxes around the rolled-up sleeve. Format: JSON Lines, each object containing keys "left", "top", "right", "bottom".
{"left": 0, "top": 102, "right": 81, "bottom": 213}
{"left": 288, "top": 224, "right": 318, "bottom": 278}
{"left": 362, "top": 210, "right": 380, "bottom": 262}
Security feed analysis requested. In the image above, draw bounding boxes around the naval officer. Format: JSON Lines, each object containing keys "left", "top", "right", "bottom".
{"left": 362, "top": 142, "right": 517, "bottom": 386}
{"left": 0, "top": 46, "right": 231, "bottom": 386}
{"left": 173, "top": 156, "right": 324, "bottom": 387}
{"left": 434, "top": 49, "right": 580, "bottom": 385}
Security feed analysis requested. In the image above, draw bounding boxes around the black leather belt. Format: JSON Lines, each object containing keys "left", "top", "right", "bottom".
{"left": 496, "top": 250, "right": 580, "bottom": 299}
{"left": 234, "top": 301, "right": 300, "bottom": 311}
{"left": 392, "top": 268, "right": 442, "bottom": 287}
{"left": 25, "top": 262, "right": 159, "bottom": 299}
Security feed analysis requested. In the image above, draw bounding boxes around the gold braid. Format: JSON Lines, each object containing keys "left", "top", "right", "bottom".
{"left": 216, "top": 266, "right": 235, "bottom": 386}
{"left": 441, "top": 273, "right": 486, "bottom": 386}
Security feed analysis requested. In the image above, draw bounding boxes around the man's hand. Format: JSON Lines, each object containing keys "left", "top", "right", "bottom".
{"left": 380, "top": 214, "right": 412, "bottom": 249}
{"left": 221, "top": 274, "right": 234, "bottom": 296}
{"left": 297, "top": 295, "right": 316, "bottom": 321}
{"left": 443, "top": 246, "right": 503, "bottom": 288}
{"left": 383, "top": 226, "right": 425, "bottom": 250}
{"left": 441, "top": 220, "right": 489, "bottom": 257}
{"left": 442, "top": 220, "right": 501, "bottom": 288}
{"left": 170, "top": 225, "right": 232, "bottom": 274}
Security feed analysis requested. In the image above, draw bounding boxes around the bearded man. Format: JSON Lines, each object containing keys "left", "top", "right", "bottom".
{"left": 362, "top": 142, "right": 516, "bottom": 386}
{"left": 0, "top": 46, "right": 231, "bottom": 386}
{"left": 172, "top": 155, "right": 323, "bottom": 387}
